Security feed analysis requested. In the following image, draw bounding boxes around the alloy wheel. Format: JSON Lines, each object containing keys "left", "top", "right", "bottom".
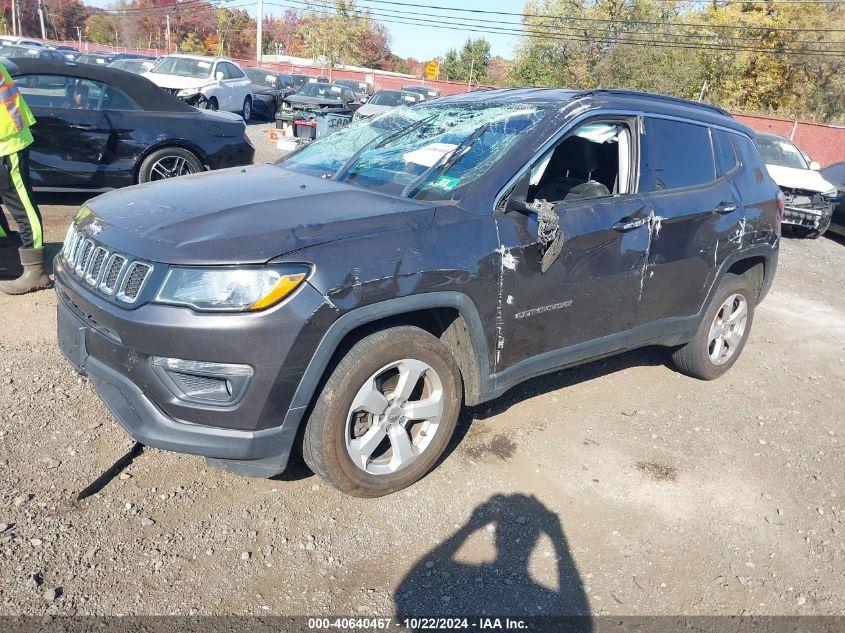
{"left": 708, "top": 293, "right": 748, "bottom": 365}
{"left": 149, "top": 155, "right": 197, "bottom": 180}
{"left": 345, "top": 359, "right": 445, "bottom": 475}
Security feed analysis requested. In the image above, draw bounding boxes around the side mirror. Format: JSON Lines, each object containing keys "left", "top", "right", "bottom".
{"left": 810, "top": 160, "right": 821, "bottom": 171}
{"left": 215, "top": 71, "right": 224, "bottom": 81}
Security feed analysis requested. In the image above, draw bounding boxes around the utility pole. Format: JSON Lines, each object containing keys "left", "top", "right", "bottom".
{"left": 75, "top": 25, "right": 82, "bottom": 46}
{"left": 11, "top": 0, "right": 17, "bottom": 36}
{"left": 467, "top": 55, "right": 474, "bottom": 92}
{"left": 256, "top": 0, "right": 263, "bottom": 63}
{"left": 165, "top": 14, "right": 171, "bottom": 53}
{"left": 37, "top": 0, "right": 47, "bottom": 40}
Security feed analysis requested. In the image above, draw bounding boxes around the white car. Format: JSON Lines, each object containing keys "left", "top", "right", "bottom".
{"left": 353, "top": 89, "right": 420, "bottom": 121}
{"left": 144, "top": 54, "right": 253, "bottom": 119}
{"left": 754, "top": 132, "right": 837, "bottom": 238}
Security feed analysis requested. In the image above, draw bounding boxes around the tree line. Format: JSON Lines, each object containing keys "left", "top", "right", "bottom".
{"left": 2, "top": 0, "right": 842, "bottom": 123}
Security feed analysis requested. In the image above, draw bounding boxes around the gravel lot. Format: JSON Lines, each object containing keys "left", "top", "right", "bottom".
{"left": 0, "top": 135, "right": 843, "bottom": 617}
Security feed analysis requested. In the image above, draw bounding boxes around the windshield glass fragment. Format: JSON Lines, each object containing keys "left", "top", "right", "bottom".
{"left": 282, "top": 103, "right": 546, "bottom": 200}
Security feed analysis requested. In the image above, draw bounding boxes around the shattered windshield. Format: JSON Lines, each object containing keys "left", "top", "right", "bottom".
{"left": 295, "top": 83, "right": 344, "bottom": 101}
{"left": 755, "top": 137, "right": 809, "bottom": 170}
{"left": 282, "top": 102, "right": 545, "bottom": 201}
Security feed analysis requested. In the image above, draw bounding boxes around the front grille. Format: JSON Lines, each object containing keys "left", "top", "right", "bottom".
{"left": 61, "top": 223, "right": 153, "bottom": 305}
{"left": 101, "top": 254, "right": 126, "bottom": 294}
{"left": 117, "top": 262, "right": 152, "bottom": 302}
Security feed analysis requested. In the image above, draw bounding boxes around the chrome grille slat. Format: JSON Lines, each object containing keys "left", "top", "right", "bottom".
{"left": 99, "top": 254, "right": 127, "bottom": 295}
{"left": 62, "top": 223, "right": 153, "bottom": 305}
{"left": 85, "top": 247, "right": 109, "bottom": 285}
{"left": 117, "top": 262, "right": 152, "bottom": 302}
{"left": 76, "top": 240, "right": 95, "bottom": 275}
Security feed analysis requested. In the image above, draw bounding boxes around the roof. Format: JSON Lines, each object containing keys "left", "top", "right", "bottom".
{"left": 755, "top": 131, "right": 790, "bottom": 142}
{"left": 162, "top": 54, "right": 234, "bottom": 63}
{"left": 9, "top": 59, "right": 194, "bottom": 113}
{"left": 439, "top": 87, "right": 751, "bottom": 135}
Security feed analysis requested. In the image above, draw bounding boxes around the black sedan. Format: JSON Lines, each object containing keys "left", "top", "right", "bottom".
{"left": 820, "top": 162, "right": 845, "bottom": 238}
{"left": 276, "top": 83, "right": 358, "bottom": 144}
{"left": 0, "top": 44, "right": 74, "bottom": 65}
{"left": 6, "top": 59, "right": 254, "bottom": 191}
{"left": 243, "top": 67, "right": 296, "bottom": 120}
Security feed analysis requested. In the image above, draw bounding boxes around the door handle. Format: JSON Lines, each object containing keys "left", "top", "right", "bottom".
{"left": 612, "top": 217, "right": 646, "bottom": 232}
{"left": 714, "top": 202, "right": 738, "bottom": 214}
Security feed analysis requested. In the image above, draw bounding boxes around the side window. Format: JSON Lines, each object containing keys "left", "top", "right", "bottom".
{"left": 640, "top": 118, "right": 715, "bottom": 192}
{"left": 223, "top": 63, "right": 243, "bottom": 79}
{"left": 713, "top": 129, "right": 739, "bottom": 177}
{"left": 528, "top": 119, "right": 634, "bottom": 204}
{"left": 18, "top": 76, "right": 100, "bottom": 109}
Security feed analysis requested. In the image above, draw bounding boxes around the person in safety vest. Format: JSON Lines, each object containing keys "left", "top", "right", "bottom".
{"left": 0, "top": 63, "right": 50, "bottom": 294}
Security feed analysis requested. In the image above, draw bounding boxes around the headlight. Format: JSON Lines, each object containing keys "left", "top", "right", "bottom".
{"left": 155, "top": 266, "right": 310, "bottom": 312}
{"left": 177, "top": 87, "right": 201, "bottom": 97}
{"left": 821, "top": 188, "right": 837, "bottom": 199}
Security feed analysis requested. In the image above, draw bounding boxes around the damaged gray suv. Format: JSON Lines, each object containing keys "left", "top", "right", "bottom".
{"left": 56, "top": 89, "right": 781, "bottom": 497}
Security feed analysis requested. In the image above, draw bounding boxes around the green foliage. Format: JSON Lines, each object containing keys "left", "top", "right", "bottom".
{"left": 178, "top": 32, "right": 208, "bottom": 56}
{"left": 441, "top": 38, "right": 491, "bottom": 84}
{"left": 84, "top": 12, "right": 117, "bottom": 46}
{"left": 509, "top": 0, "right": 845, "bottom": 123}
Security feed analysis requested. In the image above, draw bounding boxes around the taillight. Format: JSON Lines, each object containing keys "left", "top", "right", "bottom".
{"left": 244, "top": 130, "right": 254, "bottom": 148}
{"left": 776, "top": 190, "right": 784, "bottom": 217}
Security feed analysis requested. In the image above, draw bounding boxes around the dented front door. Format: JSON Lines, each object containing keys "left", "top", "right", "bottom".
{"left": 493, "top": 195, "right": 652, "bottom": 372}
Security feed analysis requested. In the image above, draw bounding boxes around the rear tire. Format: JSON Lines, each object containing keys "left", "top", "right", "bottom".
{"left": 242, "top": 96, "right": 252, "bottom": 121}
{"left": 302, "top": 326, "right": 462, "bottom": 497}
{"left": 137, "top": 147, "right": 203, "bottom": 184}
{"left": 671, "top": 274, "right": 755, "bottom": 380}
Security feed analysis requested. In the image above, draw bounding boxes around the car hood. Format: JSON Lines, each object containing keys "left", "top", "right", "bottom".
{"left": 78, "top": 164, "right": 435, "bottom": 265}
{"left": 143, "top": 73, "right": 213, "bottom": 90}
{"left": 765, "top": 164, "right": 834, "bottom": 193}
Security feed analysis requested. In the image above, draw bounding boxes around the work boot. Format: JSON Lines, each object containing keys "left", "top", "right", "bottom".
{"left": 0, "top": 247, "right": 52, "bottom": 295}
{"left": 0, "top": 232, "right": 23, "bottom": 279}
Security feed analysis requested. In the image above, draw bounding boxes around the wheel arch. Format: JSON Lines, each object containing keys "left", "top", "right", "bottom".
{"left": 283, "top": 293, "right": 491, "bottom": 439}
{"left": 700, "top": 246, "right": 776, "bottom": 319}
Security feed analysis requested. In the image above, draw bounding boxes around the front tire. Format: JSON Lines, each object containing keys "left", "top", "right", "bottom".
{"left": 302, "top": 326, "right": 462, "bottom": 497}
{"left": 671, "top": 273, "right": 755, "bottom": 380}
{"left": 137, "top": 147, "right": 203, "bottom": 184}
{"left": 242, "top": 96, "right": 252, "bottom": 121}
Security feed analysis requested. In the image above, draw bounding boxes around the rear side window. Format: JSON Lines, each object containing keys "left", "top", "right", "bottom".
{"left": 640, "top": 117, "right": 715, "bottom": 191}
{"left": 713, "top": 129, "right": 739, "bottom": 176}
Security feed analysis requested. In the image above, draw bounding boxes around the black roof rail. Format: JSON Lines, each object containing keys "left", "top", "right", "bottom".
{"left": 578, "top": 89, "right": 731, "bottom": 117}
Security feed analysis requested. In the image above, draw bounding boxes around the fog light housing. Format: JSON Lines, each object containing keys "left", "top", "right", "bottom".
{"left": 150, "top": 356, "right": 254, "bottom": 406}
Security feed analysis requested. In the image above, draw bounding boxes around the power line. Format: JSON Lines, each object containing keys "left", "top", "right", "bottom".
{"left": 272, "top": 0, "right": 845, "bottom": 56}
{"left": 330, "top": 0, "right": 845, "bottom": 33}
{"left": 344, "top": 0, "right": 845, "bottom": 47}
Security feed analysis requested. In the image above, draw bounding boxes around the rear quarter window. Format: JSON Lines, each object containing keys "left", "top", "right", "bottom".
{"left": 713, "top": 129, "right": 739, "bottom": 177}
{"left": 640, "top": 117, "right": 715, "bottom": 191}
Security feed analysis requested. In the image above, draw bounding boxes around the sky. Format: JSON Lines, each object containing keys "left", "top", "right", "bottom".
{"left": 86, "top": 0, "right": 525, "bottom": 61}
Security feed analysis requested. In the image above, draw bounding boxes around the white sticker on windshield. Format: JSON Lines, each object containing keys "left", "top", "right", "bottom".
{"left": 778, "top": 142, "right": 799, "bottom": 154}
{"left": 331, "top": 86, "right": 342, "bottom": 93}
{"left": 403, "top": 143, "right": 458, "bottom": 167}
{"left": 95, "top": 58, "right": 105, "bottom": 64}
{"left": 198, "top": 61, "right": 211, "bottom": 69}
{"left": 266, "top": 74, "right": 275, "bottom": 82}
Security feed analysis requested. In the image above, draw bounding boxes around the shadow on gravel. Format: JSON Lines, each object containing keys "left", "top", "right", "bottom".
{"left": 395, "top": 493, "right": 591, "bottom": 626}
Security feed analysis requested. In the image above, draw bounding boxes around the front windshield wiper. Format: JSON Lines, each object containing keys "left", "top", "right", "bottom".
{"left": 332, "top": 115, "right": 435, "bottom": 182}
{"left": 400, "top": 121, "right": 493, "bottom": 199}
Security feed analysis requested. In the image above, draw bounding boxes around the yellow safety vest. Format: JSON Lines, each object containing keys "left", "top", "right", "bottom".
{"left": 0, "top": 64, "right": 36, "bottom": 157}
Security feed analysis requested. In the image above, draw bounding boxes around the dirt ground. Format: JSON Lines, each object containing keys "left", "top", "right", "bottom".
{"left": 0, "top": 148, "right": 843, "bottom": 617}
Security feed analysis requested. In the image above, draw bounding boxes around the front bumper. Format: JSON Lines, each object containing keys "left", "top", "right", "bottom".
{"left": 781, "top": 192, "right": 832, "bottom": 229}
{"left": 54, "top": 256, "right": 325, "bottom": 470}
